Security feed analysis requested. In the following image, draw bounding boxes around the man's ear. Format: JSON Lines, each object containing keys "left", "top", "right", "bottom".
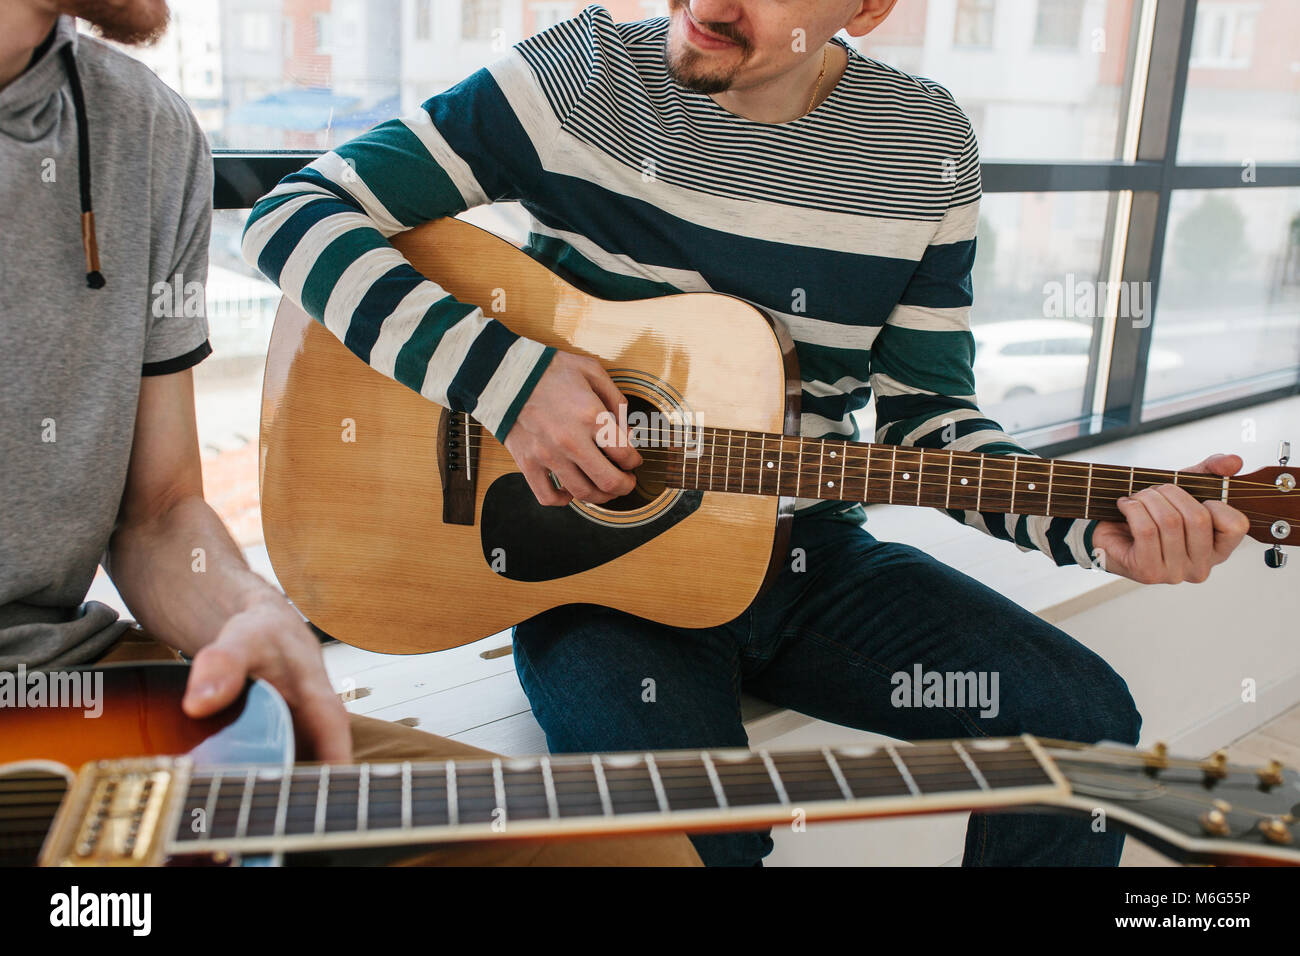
{"left": 843, "top": 0, "right": 900, "bottom": 39}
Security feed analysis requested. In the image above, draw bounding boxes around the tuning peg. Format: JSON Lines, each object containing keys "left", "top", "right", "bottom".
{"left": 1279, "top": 440, "right": 1291, "bottom": 466}
{"left": 1257, "top": 759, "right": 1285, "bottom": 789}
{"left": 1202, "top": 749, "right": 1229, "bottom": 784}
{"left": 1199, "top": 808, "right": 1231, "bottom": 836}
{"left": 1265, "top": 546, "right": 1287, "bottom": 569}
{"left": 1259, "top": 817, "right": 1294, "bottom": 845}
{"left": 1143, "top": 741, "right": 1169, "bottom": 774}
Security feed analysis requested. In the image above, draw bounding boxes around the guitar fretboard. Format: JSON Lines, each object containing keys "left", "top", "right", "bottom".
{"left": 168, "top": 739, "right": 1057, "bottom": 852}
{"left": 646, "top": 427, "right": 1231, "bottom": 522}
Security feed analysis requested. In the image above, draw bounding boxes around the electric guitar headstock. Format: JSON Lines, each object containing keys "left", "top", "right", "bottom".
{"left": 1044, "top": 739, "right": 1300, "bottom": 865}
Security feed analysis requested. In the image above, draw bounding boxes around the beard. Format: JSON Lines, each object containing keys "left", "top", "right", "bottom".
{"left": 61, "top": 0, "right": 170, "bottom": 46}
{"left": 664, "top": 0, "right": 750, "bottom": 94}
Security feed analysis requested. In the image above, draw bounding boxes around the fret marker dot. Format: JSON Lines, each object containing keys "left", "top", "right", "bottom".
{"left": 827, "top": 481, "right": 835, "bottom": 488}
{"left": 1028, "top": 482, "right": 1036, "bottom": 491}
{"left": 766, "top": 461, "right": 774, "bottom": 468}
{"left": 830, "top": 451, "right": 837, "bottom": 458}
{"left": 960, "top": 477, "right": 968, "bottom": 485}
{"left": 902, "top": 472, "right": 911, "bottom": 480}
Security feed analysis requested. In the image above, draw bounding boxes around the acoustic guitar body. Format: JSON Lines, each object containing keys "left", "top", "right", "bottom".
{"left": 260, "top": 217, "right": 799, "bottom": 654}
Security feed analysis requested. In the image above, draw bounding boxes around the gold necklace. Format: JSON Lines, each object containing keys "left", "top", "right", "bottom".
{"left": 805, "top": 47, "right": 828, "bottom": 116}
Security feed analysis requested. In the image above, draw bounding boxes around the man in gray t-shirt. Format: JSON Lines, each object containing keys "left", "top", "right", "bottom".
{"left": 0, "top": 3, "right": 351, "bottom": 760}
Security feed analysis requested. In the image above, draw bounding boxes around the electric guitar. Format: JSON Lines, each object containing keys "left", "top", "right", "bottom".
{"left": 259, "top": 217, "right": 1299, "bottom": 654}
{"left": 4, "top": 664, "right": 1297, "bottom": 867}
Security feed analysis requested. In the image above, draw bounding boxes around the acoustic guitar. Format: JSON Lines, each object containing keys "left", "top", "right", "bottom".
{"left": 260, "top": 217, "right": 1298, "bottom": 654}
{"left": 4, "top": 664, "right": 1297, "bottom": 866}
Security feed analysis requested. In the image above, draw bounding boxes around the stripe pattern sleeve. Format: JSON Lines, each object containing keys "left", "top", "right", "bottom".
{"left": 868, "top": 121, "right": 1100, "bottom": 569}
{"left": 241, "top": 66, "right": 562, "bottom": 442}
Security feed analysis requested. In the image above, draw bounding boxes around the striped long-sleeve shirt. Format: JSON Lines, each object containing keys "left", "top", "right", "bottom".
{"left": 243, "top": 5, "right": 1099, "bottom": 569}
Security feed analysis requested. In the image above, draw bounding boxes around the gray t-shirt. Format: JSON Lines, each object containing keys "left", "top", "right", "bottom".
{"left": 0, "top": 17, "right": 212, "bottom": 668}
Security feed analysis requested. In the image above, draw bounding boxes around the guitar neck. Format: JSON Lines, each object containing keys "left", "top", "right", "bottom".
{"left": 652, "top": 427, "right": 1233, "bottom": 523}
{"left": 155, "top": 738, "right": 1063, "bottom": 860}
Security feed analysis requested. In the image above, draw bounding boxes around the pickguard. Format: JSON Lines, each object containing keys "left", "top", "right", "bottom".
{"left": 479, "top": 473, "right": 702, "bottom": 581}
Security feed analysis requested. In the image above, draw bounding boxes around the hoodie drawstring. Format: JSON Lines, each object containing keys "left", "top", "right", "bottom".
{"left": 58, "top": 44, "right": 105, "bottom": 290}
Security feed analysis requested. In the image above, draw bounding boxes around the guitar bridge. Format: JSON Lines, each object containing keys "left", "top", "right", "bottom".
{"left": 438, "top": 409, "right": 482, "bottom": 525}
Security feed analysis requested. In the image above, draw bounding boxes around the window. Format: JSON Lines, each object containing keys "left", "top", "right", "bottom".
{"left": 1179, "top": 0, "right": 1297, "bottom": 162}
{"left": 532, "top": 3, "right": 573, "bottom": 32}
{"left": 463, "top": 0, "right": 502, "bottom": 42}
{"left": 415, "top": 0, "right": 433, "bottom": 41}
{"left": 1189, "top": 2, "right": 1258, "bottom": 69}
{"left": 313, "top": 13, "right": 332, "bottom": 54}
{"left": 240, "top": 12, "right": 271, "bottom": 52}
{"left": 1143, "top": 188, "right": 1300, "bottom": 418}
{"left": 862, "top": 0, "right": 1136, "bottom": 161}
{"left": 954, "top": 0, "right": 996, "bottom": 48}
{"left": 1034, "top": 0, "right": 1084, "bottom": 49}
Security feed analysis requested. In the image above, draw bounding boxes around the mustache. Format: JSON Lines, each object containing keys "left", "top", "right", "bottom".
{"left": 669, "top": 0, "right": 752, "bottom": 53}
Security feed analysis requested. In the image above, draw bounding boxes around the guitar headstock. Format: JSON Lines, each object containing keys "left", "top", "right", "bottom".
{"left": 1044, "top": 740, "right": 1300, "bottom": 865}
{"left": 1233, "top": 443, "right": 1299, "bottom": 567}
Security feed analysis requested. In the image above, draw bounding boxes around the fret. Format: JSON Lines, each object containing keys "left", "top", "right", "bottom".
{"left": 598, "top": 756, "right": 660, "bottom": 815}
{"left": 401, "top": 762, "right": 412, "bottom": 829}
{"left": 723, "top": 429, "right": 732, "bottom": 492}
{"left": 700, "top": 753, "right": 728, "bottom": 809}
{"left": 313, "top": 765, "right": 329, "bottom": 836}
{"left": 888, "top": 444, "right": 897, "bottom": 503}
{"left": 740, "top": 433, "right": 749, "bottom": 494}
{"left": 1010, "top": 458, "right": 1052, "bottom": 517}
{"left": 543, "top": 761, "right": 604, "bottom": 818}
{"left": 706, "top": 426, "right": 715, "bottom": 492}
{"left": 445, "top": 762, "right": 458, "bottom": 827}
{"left": 976, "top": 455, "right": 984, "bottom": 510}
{"left": 966, "top": 742, "right": 1056, "bottom": 789}
{"left": 1129, "top": 465, "right": 1136, "bottom": 498}
{"left": 234, "top": 769, "right": 256, "bottom": 840}
{"left": 356, "top": 764, "right": 369, "bottom": 832}
{"left": 944, "top": 450, "right": 953, "bottom": 509}
{"left": 815, "top": 438, "right": 824, "bottom": 495}
{"left": 643, "top": 754, "right": 670, "bottom": 813}
{"left": 451, "top": 766, "right": 497, "bottom": 825}
{"left": 821, "top": 748, "right": 854, "bottom": 801}
{"left": 498, "top": 760, "right": 551, "bottom": 821}
{"left": 767, "top": 752, "right": 847, "bottom": 805}
{"left": 654, "top": 754, "right": 724, "bottom": 811}
{"left": 710, "top": 753, "right": 782, "bottom": 807}
{"left": 759, "top": 751, "right": 790, "bottom": 805}
{"left": 540, "top": 758, "right": 559, "bottom": 820}
{"left": 1046, "top": 459, "right": 1055, "bottom": 515}
{"left": 492, "top": 758, "right": 507, "bottom": 825}
{"left": 897, "top": 744, "right": 988, "bottom": 794}
{"left": 200, "top": 771, "right": 221, "bottom": 842}
{"left": 885, "top": 745, "right": 921, "bottom": 796}
{"left": 693, "top": 422, "right": 703, "bottom": 490}
{"left": 915, "top": 448, "right": 924, "bottom": 506}
{"left": 1009, "top": 457, "right": 1018, "bottom": 513}
{"left": 274, "top": 769, "right": 291, "bottom": 839}
{"left": 789, "top": 436, "right": 800, "bottom": 497}
{"left": 591, "top": 756, "right": 614, "bottom": 817}
{"left": 777, "top": 436, "right": 786, "bottom": 497}
{"left": 950, "top": 742, "right": 990, "bottom": 792}
{"left": 830, "top": 747, "right": 914, "bottom": 798}
{"left": 1084, "top": 462, "right": 1094, "bottom": 519}
{"left": 841, "top": 444, "right": 849, "bottom": 498}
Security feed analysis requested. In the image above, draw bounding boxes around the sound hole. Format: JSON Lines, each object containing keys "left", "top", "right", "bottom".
{"left": 597, "top": 394, "right": 674, "bottom": 514}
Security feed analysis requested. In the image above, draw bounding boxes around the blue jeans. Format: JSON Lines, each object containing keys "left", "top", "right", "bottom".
{"left": 512, "top": 515, "right": 1142, "bottom": 866}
